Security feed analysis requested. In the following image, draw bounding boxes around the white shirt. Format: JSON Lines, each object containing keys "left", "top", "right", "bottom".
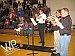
{"left": 38, "top": 13, "right": 46, "bottom": 24}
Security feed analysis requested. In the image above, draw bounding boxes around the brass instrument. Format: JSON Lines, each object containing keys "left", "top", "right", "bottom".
{"left": 47, "top": 16, "right": 57, "bottom": 22}
{"left": 47, "top": 16, "right": 64, "bottom": 29}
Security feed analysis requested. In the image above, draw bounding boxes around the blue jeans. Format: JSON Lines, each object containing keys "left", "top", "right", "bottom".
{"left": 27, "top": 29, "right": 33, "bottom": 36}
{"left": 60, "top": 34, "right": 71, "bottom": 56}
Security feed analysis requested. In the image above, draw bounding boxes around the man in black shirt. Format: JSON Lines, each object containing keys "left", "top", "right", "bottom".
{"left": 59, "top": 8, "right": 72, "bottom": 56}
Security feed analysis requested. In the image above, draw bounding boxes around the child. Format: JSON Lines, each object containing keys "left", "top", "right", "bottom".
{"left": 15, "top": 21, "right": 24, "bottom": 36}
{"left": 5, "top": 19, "right": 10, "bottom": 25}
{"left": 5, "top": 16, "right": 10, "bottom": 28}
{"left": 24, "top": 21, "right": 33, "bottom": 37}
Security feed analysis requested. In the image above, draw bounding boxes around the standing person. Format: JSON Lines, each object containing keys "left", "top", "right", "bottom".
{"left": 51, "top": 9, "right": 61, "bottom": 54}
{"left": 52, "top": 8, "right": 72, "bottom": 56}
{"left": 38, "top": 9, "right": 46, "bottom": 47}
{"left": 59, "top": 8, "right": 72, "bottom": 56}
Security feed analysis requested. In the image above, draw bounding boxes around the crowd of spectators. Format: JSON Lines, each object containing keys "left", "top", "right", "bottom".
{"left": 0, "top": 0, "right": 50, "bottom": 28}
{"left": 0, "top": 0, "right": 51, "bottom": 35}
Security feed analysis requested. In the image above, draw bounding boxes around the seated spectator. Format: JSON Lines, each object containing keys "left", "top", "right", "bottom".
{"left": 18, "top": 8, "right": 24, "bottom": 23}
{"left": 5, "top": 16, "right": 10, "bottom": 28}
{"left": 9, "top": 5, "right": 13, "bottom": 14}
{"left": 5, "top": 16, "right": 10, "bottom": 25}
{"left": 12, "top": 11, "right": 17, "bottom": 21}
{"left": 14, "top": 17, "right": 20, "bottom": 29}
{"left": 18, "top": 3, "right": 23, "bottom": 11}
{"left": 0, "top": 17, "right": 5, "bottom": 29}
{"left": 37, "top": 1, "right": 42, "bottom": 8}
{"left": 13, "top": 0, "right": 18, "bottom": 10}
{"left": 24, "top": 21, "right": 33, "bottom": 37}
{"left": 14, "top": 21, "right": 24, "bottom": 36}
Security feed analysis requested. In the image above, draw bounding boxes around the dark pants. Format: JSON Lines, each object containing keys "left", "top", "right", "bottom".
{"left": 38, "top": 23, "right": 45, "bottom": 46}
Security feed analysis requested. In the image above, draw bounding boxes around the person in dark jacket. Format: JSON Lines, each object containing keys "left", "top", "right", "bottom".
{"left": 14, "top": 17, "right": 20, "bottom": 29}
{"left": 59, "top": 8, "right": 72, "bottom": 56}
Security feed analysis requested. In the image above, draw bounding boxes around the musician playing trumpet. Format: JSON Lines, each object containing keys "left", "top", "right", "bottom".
{"left": 50, "top": 9, "right": 62, "bottom": 54}
{"left": 35, "top": 8, "right": 46, "bottom": 47}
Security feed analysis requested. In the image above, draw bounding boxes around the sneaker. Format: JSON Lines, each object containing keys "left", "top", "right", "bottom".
{"left": 38, "top": 41, "right": 42, "bottom": 43}
{"left": 51, "top": 48, "right": 56, "bottom": 51}
{"left": 53, "top": 52, "right": 59, "bottom": 54}
{"left": 14, "top": 28, "right": 16, "bottom": 30}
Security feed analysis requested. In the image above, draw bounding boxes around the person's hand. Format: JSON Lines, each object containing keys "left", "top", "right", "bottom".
{"left": 51, "top": 21, "right": 57, "bottom": 26}
{"left": 35, "top": 14, "right": 39, "bottom": 18}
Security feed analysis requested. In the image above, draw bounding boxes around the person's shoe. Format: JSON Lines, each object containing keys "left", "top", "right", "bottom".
{"left": 42, "top": 44, "right": 44, "bottom": 47}
{"left": 53, "top": 52, "right": 59, "bottom": 54}
{"left": 51, "top": 48, "right": 56, "bottom": 51}
{"left": 38, "top": 41, "right": 42, "bottom": 43}
{"left": 14, "top": 28, "right": 16, "bottom": 30}
{"left": 51, "top": 52, "right": 60, "bottom": 56}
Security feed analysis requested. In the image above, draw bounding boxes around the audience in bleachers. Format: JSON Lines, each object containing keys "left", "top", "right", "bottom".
{"left": 0, "top": 0, "right": 51, "bottom": 35}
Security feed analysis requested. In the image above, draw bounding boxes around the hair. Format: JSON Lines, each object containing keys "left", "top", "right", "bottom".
{"left": 62, "top": 8, "right": 69, "bottom": 14}
{"left": 39, "top": 8, "right": 44, "bottom": 13}
{"left": 56, "top": 9, "right": 61, "bottom": 14}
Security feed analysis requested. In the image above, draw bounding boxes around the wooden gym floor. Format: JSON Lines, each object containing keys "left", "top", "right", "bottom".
{"left": 0, "top": 29, "right": 75, "bottom": 56}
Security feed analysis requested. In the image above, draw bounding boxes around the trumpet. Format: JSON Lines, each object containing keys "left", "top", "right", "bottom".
{"left": 47, "top": 16, "right": 64, "bottom": 29}
{"left": 47, "top": 16, "right": 59, "bottom": 22}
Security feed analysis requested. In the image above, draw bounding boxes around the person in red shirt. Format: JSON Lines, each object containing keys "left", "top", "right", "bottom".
{"left": 12, "top": 11, "right": 17, "bottom": 21}
{"left": 5, "top": 16, "right": 10, "bottom": 25}
{"left": 5, "top": 19, "right": 10, "bottom": 24}
{"left": 5, "top": 16, "right": 10, "bottom": 28}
